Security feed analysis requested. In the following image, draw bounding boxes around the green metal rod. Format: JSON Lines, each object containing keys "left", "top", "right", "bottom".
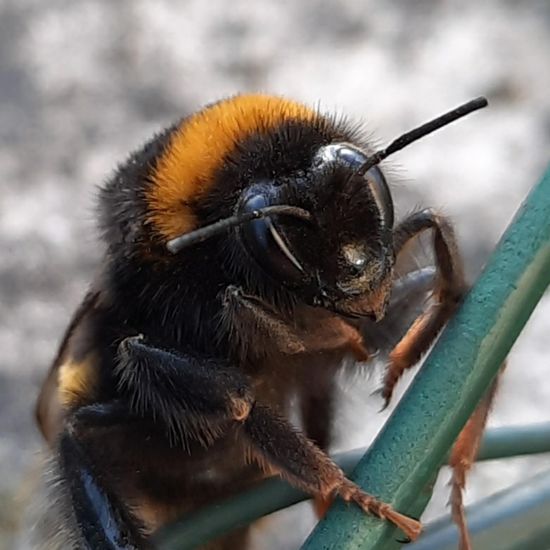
{"left": 478, "top": 422, "right": 550, "bottom": 461}
{"left": 155, "top": 423, "right": 550, "bottom": 549}
{"left": 302, "top": 165, "right": 550, "bottom": 549}
{"left": 410, "top": 469, "right": 550, "bottom": 550}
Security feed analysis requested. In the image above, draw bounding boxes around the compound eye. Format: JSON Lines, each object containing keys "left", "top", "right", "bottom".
{"left": 364, "top": 166, "right": 394, "bottom": 228}
{"left": 239, "top": 193, "right": 305, "bottom": 284}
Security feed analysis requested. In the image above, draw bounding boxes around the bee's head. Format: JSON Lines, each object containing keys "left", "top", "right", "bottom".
{"left": 102, "top": 94, "right": 486, "bottom": 320}
{"left": 162, "top": 96, "right": 487, "bottom": 319}
{"left": 235, "top": 143, "right": 395, "bottom": 319}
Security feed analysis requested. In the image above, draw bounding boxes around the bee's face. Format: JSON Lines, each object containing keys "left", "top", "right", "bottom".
{"left": 237, "top": 143, "right": 395, "bottom": 319}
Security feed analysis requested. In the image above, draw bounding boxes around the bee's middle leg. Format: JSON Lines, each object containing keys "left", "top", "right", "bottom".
{"left": 241, "top": 401, "right": 421, "bottom": 541}
{"left": 383, "top": 209, "right": 467, "bottom": 405}
{"left": 115, "top": 335, "right": 255, "bottom": 447}
{"left": 53, "top": 338, "right": 258, "bottom": 549}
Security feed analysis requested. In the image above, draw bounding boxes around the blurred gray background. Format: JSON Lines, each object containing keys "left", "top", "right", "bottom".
{"left": 1, "top": 1, "right": 549, "bottom": 548}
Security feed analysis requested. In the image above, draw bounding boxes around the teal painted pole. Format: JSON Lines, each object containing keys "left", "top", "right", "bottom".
{"left": 410, "top": 469, "right": 550, "bottom": 550}
{"left": 301, "top": 165, "right": 550, "bottom": 549}
{"left": 477, "top": 422, "right": 550, "bottom": 461}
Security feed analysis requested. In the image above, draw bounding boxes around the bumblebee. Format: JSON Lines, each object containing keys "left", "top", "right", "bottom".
{"left": 35, "top": 94, "right": 490, "bottom": 549}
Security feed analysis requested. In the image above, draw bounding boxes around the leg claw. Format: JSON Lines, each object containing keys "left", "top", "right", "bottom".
{"left": 337, "top": 479, "right": 422, "bottom": 541}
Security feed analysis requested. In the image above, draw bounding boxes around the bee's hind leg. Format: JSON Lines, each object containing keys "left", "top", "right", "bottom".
{"left": 448, "top": 374, "right": 501, "bottom": 550}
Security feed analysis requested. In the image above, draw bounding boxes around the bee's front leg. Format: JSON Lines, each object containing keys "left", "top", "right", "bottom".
{"left": 220, "top": 285, "right": 308, "bottom": 355}
{"left": 221, "top": 285, "right": 369, "bottom": 360}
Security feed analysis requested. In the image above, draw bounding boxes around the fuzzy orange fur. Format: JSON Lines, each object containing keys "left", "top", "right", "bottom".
{"left": 146, "top": 94, "right": 319, "bottom": 239}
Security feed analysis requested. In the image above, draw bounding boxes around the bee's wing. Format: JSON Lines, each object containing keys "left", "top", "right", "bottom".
{"left": 35, "top": 289, "right": 101, "bottom": 444}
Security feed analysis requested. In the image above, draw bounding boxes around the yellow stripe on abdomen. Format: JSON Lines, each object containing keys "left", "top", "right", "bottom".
{"left": 58, "top": 354, "right": 98, "bottom": 407}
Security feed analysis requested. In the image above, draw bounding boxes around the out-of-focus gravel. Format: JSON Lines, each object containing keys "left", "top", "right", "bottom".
{"left": 1, "top": 1, "right": 549, "bottom": 548}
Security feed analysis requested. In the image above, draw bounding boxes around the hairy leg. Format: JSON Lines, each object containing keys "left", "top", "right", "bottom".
{"left": 383, "top": 209, "right": 503, "bottom": 550}
{"left": 449, "top": 374, "right": 502, "bottom": 550}
{"left": 382, "top": 209, "right": 466, "bottom": 405}
{"left": 221, "top": 285, "right": 370, "bottom": 361}
{"left": 242, "top": 403, "right": 421, "bottom": 541}
{"left": 116, "top": 335, "right": 253, "bottom": 448}
{"left": 51, "top": 339, "right": 255, "bottom": 549}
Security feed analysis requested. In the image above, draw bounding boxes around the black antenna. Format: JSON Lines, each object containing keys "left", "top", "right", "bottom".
{"left": 167, "top": 205, "right": 312, "bottom": 254}
{"left": 356, "top": 97, "right": 488, "bottom": 176}
{"left": 167, "top": 97, "right": 488, "bottom": 254}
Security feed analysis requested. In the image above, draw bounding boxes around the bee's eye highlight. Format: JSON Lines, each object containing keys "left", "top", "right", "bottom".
{"left": 238, "top": 192, "right": 305, "bottom": 284}
{"left": 315, "top": 143, "right": 366, "bottom": 170}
